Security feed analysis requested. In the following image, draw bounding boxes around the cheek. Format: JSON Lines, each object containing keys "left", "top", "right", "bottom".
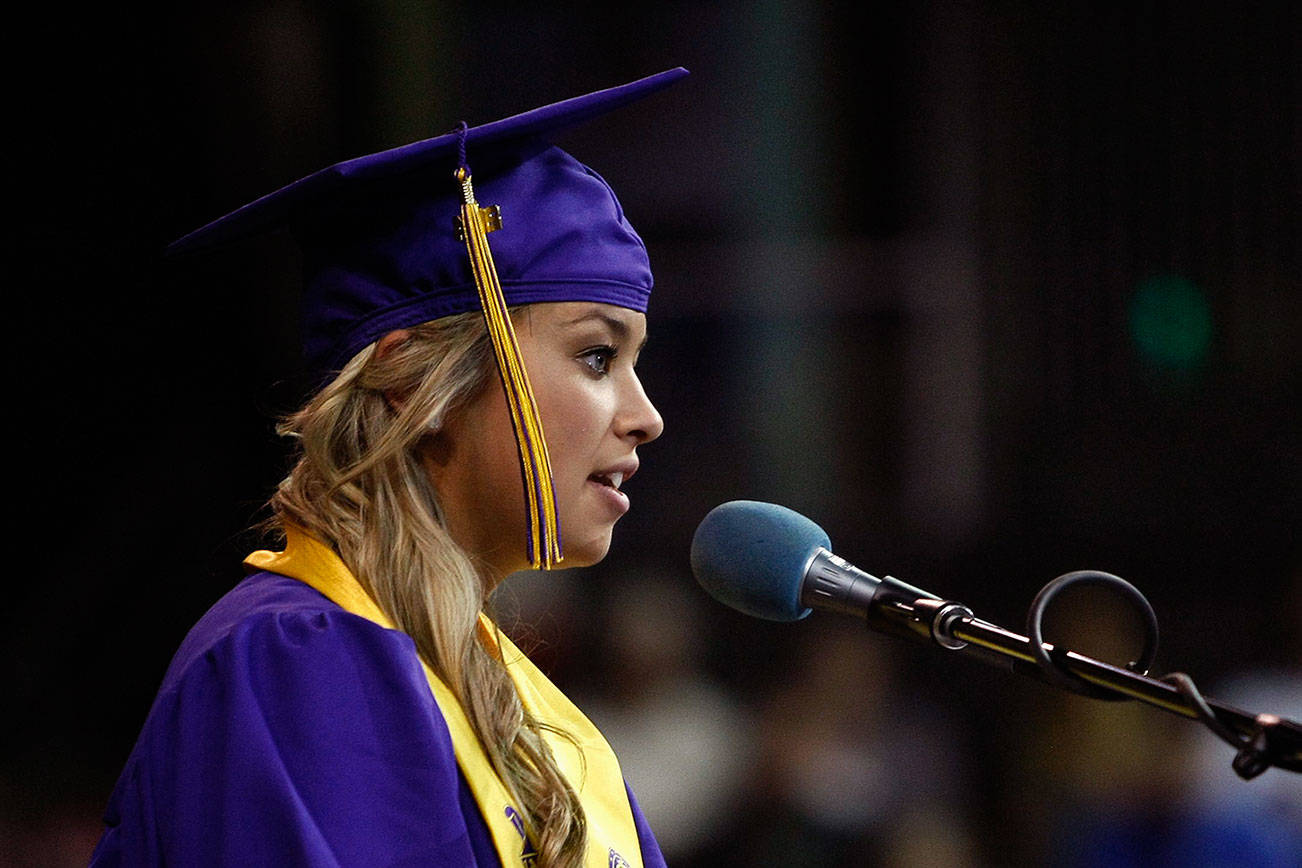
{"left": 531, "top": 368, "right": 599, "bottom": 434}
{"left": 541, "top": 390, "right": 609, "bottom": 470}
{"left": 452, "top": 397, "right": 519, "bottom": 497}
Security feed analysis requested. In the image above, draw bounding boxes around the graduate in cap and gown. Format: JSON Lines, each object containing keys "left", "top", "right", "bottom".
{"left": 91, "top": 68, "right": 687, "bottom": 868}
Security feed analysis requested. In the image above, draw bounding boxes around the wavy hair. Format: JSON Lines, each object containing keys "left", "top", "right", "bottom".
{"left": 270, "top": 311, "right": 586, "bottom": 866}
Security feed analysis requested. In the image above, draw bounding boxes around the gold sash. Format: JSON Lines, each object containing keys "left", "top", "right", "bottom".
{"left": 245, "top": 527, "right": 642, "bottom": 868}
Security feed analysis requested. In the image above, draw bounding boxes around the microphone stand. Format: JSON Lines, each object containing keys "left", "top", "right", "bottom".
{"left": 803, "top": 552, "right": 1302, "bottom": 778}
{"left": 894, "top": 596, "right": 1301, "bottom": 777}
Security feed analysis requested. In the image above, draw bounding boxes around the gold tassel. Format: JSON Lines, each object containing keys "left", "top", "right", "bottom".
{"left": 454, "top": 167, "right": 563, "bottom": 569}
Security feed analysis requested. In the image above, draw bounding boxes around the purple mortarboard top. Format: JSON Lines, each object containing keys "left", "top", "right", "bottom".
{"left": 168, "top": 67, "right": 689, "bottom": 375}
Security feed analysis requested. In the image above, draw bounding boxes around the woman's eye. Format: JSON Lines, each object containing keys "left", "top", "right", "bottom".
{"left": 580, "top": 345, "right": 617, "bottom": 375}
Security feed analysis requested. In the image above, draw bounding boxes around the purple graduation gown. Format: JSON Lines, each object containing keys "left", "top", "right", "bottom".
{"left": 90, "top": 571, "right": 666, "bottom": 867}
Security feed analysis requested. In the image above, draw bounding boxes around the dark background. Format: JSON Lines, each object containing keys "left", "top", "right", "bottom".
{"left": 7, "top": 2, "right": 1299, "bottom": 865}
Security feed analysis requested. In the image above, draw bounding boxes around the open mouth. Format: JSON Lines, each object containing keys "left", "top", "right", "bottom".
{"left": 588, "top": 471, "right": 625, "bottom": 491}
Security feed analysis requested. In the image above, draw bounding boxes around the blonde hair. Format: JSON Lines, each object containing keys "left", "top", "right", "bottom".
{"left": 271, "top": 311, "right": 586, "bottom": 866}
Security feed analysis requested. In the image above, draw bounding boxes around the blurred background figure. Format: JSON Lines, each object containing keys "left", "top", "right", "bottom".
{"left": 735, "top": 623, "right": 978, "bottom": 868}
{"left": 1168, "top": 670, "right": 1302, "bottom": 867}
{"left": 1161, "top": 572, "right": 1302, "bottom": 867}
{"left": 1007, "top": 566, "right": 1302, "bottom": 867}
{"left": 574, "top": 575, "right": 753, "bottom": 864}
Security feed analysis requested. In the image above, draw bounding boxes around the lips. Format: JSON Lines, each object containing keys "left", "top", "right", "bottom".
{"left": 586, "top": 459, "right": 638, "bottom": 515}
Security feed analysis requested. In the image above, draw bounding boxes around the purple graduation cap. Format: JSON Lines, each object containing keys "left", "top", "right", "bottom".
{"left": 170, "top": 66, "right": 688, "bottom": 569}
{"left": 170, "top": 66, "right": 687, "bottom": 375}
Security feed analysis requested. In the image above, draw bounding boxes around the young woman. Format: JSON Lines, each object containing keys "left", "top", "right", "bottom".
{"left": 91, "top": 68, "right": 686, "bottom": 868}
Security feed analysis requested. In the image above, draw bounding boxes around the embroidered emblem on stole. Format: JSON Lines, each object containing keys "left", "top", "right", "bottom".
{"left": 506, "top": 805, "right": 540, "bottom": 867}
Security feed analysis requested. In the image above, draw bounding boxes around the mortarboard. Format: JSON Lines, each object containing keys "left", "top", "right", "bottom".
{"left": 169, "top": 66, "right": 689, "bottom": 569}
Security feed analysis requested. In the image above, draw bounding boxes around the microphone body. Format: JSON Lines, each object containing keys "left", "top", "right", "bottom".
{"left": 802, "top": 547, "right": 936, "bottom": 622}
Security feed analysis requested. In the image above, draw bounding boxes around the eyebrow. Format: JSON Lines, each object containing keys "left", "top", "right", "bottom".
{"left": 560, "top": 310, "right": 648, "bottom": 352}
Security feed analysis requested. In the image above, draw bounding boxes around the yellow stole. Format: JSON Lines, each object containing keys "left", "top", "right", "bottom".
{"left": 245, "top": 528, "right": 643, "bottom": 868}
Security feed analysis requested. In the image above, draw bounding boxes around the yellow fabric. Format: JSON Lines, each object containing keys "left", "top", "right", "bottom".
{"left": 245, "top": 527, "right": 642, "bottom": 868}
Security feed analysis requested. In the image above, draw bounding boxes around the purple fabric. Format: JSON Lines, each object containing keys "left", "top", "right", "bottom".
{"left": 627, "top": 784, "right": 668, "bottom": 868}
{"left": 300, "top": 145, "right": 653, "bottom": 374}
{"left": 163, "top": 68, "right": 689, "bottom": 376}
{"left": 90, "top": 571, "right": 666, "bottom": 867}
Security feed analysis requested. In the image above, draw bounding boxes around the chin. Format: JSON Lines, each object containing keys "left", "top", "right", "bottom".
{"left": 557, "top": 530, "right": 614, "bottom": 568}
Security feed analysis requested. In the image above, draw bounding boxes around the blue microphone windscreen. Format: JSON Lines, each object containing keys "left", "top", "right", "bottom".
{"left": 690, "top": 500, "right": 830, "bottom": 621}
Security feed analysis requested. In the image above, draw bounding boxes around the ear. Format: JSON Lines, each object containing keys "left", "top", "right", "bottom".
{"left": 375, "top": 329, "right": 411, "bottom": 360}
{"left": 375, "top": 329, "right": 412, "bottom": 413}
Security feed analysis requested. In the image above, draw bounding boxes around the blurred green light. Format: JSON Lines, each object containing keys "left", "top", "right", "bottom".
{"left": 1128, "top": 274, "right": 1213, "bottom": 369}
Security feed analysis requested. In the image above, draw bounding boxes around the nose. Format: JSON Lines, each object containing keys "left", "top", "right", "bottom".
{"left": 619, "top": 372, "right": 664, "bottom": 444}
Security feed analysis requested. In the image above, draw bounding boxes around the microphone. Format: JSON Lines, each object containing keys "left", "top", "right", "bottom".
{"left": 690, "top": 500, "right": 1302, "bottom": 778}
{"left": 690, "top": 500, "right": 965, "bottom": 644}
